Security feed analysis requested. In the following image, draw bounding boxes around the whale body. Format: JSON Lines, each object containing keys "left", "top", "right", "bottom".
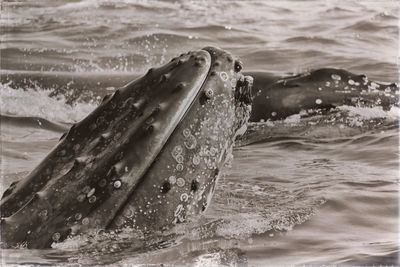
{"left": 0, "top": 47, "right": 253, "bottom": 249}
{"left": 246, "top": 68, "right": 398, "bottom": 122}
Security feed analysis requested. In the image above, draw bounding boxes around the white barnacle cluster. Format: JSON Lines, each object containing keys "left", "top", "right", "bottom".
{"left": 362, "top": 75, "right": 369, "bottom": 85}
{"left": 331, "top": 74, "right": 341, "bottom": 88}
{"left": 219, "top": 71, "right": 229, "bottom": 82}
{"left": 171, "top": 144, "right": 185, "bottom": 172}
{"left": 198, "top": 144, "right": 221, "bottom": 170}
{"left": 183, "top": 128, "right": 197, "bottom": 150}
{"left": 348, "top": 79, "right": 360, "bottom": 87}
{"left": 331, "top": 74, "right": 341, "bottom": 81}
{"left": 368, "top": 82, "right": 380, "bottom": 93}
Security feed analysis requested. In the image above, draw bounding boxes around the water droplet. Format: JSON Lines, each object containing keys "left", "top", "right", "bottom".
{"left": 177, "top": 178, "right": 185, "bottom": 187}
{"left": 331, "top": 74, "right": 341, "bottom": 81}
{"left": 75, "top": 213, "right": 82, "bottom": 220}
{"left": 348, "top": 79, "right": 355, "bottom": 85}
{"left": 174, "top": 204, "right": 184, "bottom": 217}
{"left": 182, "top": 128, "right": 191, "bottom": 138}
{"left": 168, "top": 176, "right": 177, "bottom": 185}
{"left": 52, "top": 232, "right": 61, "bottom": 242}
{"left": 87, "top": 188, "right": 95, "bottom": 198}
{"left": 184, "top": 135, "right": 197, "bottom": 150}
{"left": 114, "top": 180, "right": 122, "bottom": 189}
{"left": 89, "top": 195, "right": 97, "bottom": 203}
{"left": 82, "top": 218, "right": 89, "bottom": 225}
{"left": 175, "top": 154, "right": 184, "bottom": 164}
{"left": 315, "top": 99, "right": 322, "bottom": 105}
{"left": 207, "top": 160, "right": 215, "bottom": 169}
{"left": 230, "top": 78, "right": 237, "bottom": 87}
{"left": 192, "top": 155, "right": 201, "bottom": 165}
{"left": 99, "top": 179, "right": 107, "bottom": 187}
{"left": 176, "top": 164, "right": 184, "bottom": 171}
{"left": 77, "top": 194, "right": 86, "bottom": 202}
{"left": 39, "top": 210, "right": 48, "bottom": 218}
{"left": 180, "top": 193, "right": 189, "bottom": 202}
{"left": 220, "top": 72, "right": 228, "bottom": 81}
{"left": 210, "top": 147, "right": 218, "bottom": 156}
{"left": 173, "top": 145, "right": 183, "bottom": 155}
{"left": 325, "top": 81, "right": 331, "bottom": 87}
{"left": 82, "top": 186, "right": 91, "bottom": 194}
{"left": 205, "top": 88, "right": 214, "bottom": 98}
{"left": 271, "top": 112, "right": 277, "bottom": 117}
{"left": 318, "top": 87, "right": 323, "bottom": 91}
{"left": 124, "top": 209, "right": 133, "bottom": 217}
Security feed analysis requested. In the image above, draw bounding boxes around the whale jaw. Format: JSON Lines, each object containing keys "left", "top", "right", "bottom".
{"left": 0, "top": 47, "right": 252, "bottom": 248}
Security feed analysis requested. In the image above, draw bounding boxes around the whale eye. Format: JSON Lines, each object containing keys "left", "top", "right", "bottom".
{"left": 234, "top": 60, "right": 243, "bottom": 72}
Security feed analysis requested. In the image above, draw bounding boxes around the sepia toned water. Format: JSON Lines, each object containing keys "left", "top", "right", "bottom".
{"left": 1, "top": 0, "right": 399, "bottom": 266}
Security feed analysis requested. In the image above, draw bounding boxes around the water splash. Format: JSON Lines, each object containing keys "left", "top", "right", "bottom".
{"left": 0, "top": 82, "right": 98, "bottom": 124}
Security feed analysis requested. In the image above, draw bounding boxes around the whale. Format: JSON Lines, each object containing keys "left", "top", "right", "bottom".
{"left": 246, "top": 68, "right": 399, "bottom": 122}
{"left": 0, "top": 47, "right": 253, "bottom": 249}
{"left": 1, "top": 47, "right": 398, "bottom": 249}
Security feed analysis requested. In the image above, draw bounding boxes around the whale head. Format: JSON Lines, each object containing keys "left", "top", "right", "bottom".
{"left": 110, "top": 46, "right": 253, "bottom": 230}
{"left": 0, "top": 47, "right": 252, "bottom": 248}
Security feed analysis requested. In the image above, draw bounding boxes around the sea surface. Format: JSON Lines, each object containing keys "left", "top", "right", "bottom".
{"left": 1, "top": 0, "right": 399, "bottom": 266}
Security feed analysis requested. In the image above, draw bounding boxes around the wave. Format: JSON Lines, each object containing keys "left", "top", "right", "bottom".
{"left": 0, "top": 114, "right": 69, "bottom": 132}
{"left": 285, "top": 36, "right": 341, "bottom": 46}
{"left": 0, "top": 82, "right": 97, "bottom": 124}
{"left": 343, "top": 20, "right": 397, "bottom": 32}
{"left": 238, "top": 105, "right": 399, "bottom": 146}
{"left": 2, "top": 79, "right": 398, "bottom": 137}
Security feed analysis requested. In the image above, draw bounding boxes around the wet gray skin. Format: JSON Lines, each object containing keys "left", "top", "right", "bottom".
{"left": 0, "top": 47, "right": 253, "bottom": 249}
{"left": 246, "top": 68, "right": 399, "bottom": 122}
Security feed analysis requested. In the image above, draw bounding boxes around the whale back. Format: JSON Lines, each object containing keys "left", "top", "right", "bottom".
{"left": 0, "top": 50, "right": 212, "bottom": 248}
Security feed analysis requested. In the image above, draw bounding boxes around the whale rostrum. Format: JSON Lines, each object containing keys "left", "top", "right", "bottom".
{"left": 0, "top": 47, "right": 253, "bottom": 249}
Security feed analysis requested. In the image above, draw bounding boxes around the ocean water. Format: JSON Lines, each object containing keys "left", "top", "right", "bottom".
{"left": 1, "top": 0, "right": 399, "bottom": 266}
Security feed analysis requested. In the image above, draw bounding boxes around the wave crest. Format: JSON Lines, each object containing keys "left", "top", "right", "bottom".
{"left": 0, "top": 82, "right": 98, "bottom": 124}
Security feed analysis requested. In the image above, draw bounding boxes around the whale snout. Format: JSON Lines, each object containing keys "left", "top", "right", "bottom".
{"left": 201, "top": 46, "right": 253, "bottom": 133}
